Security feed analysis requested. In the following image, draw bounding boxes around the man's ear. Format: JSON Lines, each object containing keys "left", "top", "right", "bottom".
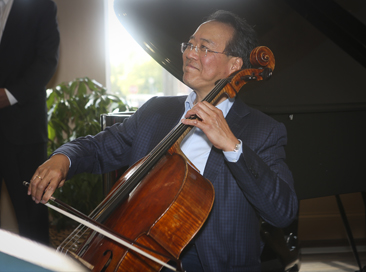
{"left": 230, "top": 57, "right": 244, "bottom": 73}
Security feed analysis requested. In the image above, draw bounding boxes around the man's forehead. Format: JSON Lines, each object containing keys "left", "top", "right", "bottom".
{"left": 189, "top": 21, "right": 233, "bottom": 45}
{"left": 189, "top": 35, "right": 213, "bottom": 45}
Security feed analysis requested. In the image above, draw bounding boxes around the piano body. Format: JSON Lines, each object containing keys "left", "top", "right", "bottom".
{"left": 103, "top": 0, "right": 366, "bottom": 270}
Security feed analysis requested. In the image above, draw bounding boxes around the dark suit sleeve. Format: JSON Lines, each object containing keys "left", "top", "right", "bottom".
{"left": 55, "top": 111, "right": 138, "bottom": 180}
{"left": 53, "top": 96, "right": 186, "bottom": 180}
{"left": 227, "top": 122, "right": 298, "bottom": 228}
{"left": 5, "top": 0, "right": 60, "bottom": 104}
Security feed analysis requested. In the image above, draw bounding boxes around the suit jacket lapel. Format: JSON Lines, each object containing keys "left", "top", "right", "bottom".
{"left": 203, "top": 98, "right": 250, "bottom": 183}
{"left": 1, "top": 0, "right": 22, "bottom": 44}
{"left": 0, "top": 0, "right": 28, "bottom": 59}
{"left": 147, "top": 96, "right": 186, "bottom": 150}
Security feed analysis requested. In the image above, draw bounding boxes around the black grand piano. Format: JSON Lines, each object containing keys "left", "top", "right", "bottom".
{"left": 103, "top": 0, "right": 366, "bottom": 271}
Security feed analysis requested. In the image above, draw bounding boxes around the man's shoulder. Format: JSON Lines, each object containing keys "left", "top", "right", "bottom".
{"left": 151, "top": 95, "right": 187, "bottom": 103}
{"left": 143, "top": 95, "right": 187, "bottom": 109}
{"left": 132, "top": 95, "right": 187, "bottom": 122}
{"left": 249, "top": 105, "right": 277, "bottom": 123}
{"left": 234, "top": 99, "right": 283, "bottom": 131}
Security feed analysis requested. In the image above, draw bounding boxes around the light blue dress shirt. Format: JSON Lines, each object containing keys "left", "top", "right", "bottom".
{"left": 61, "top": 93, "right": 242, "bottom": 170}
{"left": 180, "top": 91, "right": 242, "bottom": 175}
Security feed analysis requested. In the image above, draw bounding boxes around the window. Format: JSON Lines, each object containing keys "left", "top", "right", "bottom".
{"left": 105, "top": 0, "right": 190, "bottom": 109}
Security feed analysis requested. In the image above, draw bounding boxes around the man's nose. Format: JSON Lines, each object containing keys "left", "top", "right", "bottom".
{"left": 185, "top": 46, "right": 199, "bottom": 59}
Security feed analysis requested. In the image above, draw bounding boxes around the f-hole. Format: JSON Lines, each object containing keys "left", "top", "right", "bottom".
{"left": 100, "top": 250, "right": 113, "bottom": 272}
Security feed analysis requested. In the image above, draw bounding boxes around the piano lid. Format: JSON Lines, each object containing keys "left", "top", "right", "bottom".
{"left": 114, "top": 0, "right": 366, "bottom": 114}
{"left": 113, "top": 0, "right": 366, "bottom": 199}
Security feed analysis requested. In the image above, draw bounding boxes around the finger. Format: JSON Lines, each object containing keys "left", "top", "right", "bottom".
{"left": 28, "top": 176, "right": 36, "bottom": 195}
{"left": 58, "top": 180, "right": 65, "bottom": 188}
{"left": 31, "top": 176, "right": 49, "bottom": 204}
{"left": 31, "top": 172, "right": 43, "bottom": 183}
{"left": 200, "top": 101, "right": 216, "bottom": 111}
{"left": 41, "top": 179, "right": 62, "bottom": 204}
{"left": 28, "top": 171, "right": 44, "bottom": 195}
{"left": 196, "top": 102, "right": 221, "bottom": 122}
{"left": 181, "top": 118, "right": 206, "bottom": 132}
{"left": 184, "top": 102, "right": 207, "bottom": 118}
{"left": 184, "top": 110, "right": 205, "bottom": 124}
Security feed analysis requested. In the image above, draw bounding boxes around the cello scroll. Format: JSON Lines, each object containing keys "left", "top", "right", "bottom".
{"left": 214, "top": 46, "right": 275, "bottom": 101}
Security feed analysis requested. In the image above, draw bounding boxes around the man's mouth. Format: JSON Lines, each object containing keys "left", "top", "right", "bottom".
{"left": 184, "top": 62, "right": 199, "bottom": 71}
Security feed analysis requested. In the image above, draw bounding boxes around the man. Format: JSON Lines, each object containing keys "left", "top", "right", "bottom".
{"left": 29, "top": 10, "right": 297, "bottom": 271}
{"left": 0, "top": 0, "right": 60, "bottom": 245}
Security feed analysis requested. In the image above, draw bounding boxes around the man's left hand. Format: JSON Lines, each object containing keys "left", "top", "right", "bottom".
{"left": 181, "top": 101, "right": 240, "bottom": 152}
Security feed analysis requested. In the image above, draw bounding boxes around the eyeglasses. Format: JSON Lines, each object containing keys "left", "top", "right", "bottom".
{"left": 181, "top": 42, "right": 228, "bottom": 57}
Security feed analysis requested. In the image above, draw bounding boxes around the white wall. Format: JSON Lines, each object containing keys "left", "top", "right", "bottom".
{"left": 50, "top": 0, "right": 107, "bottom": 87}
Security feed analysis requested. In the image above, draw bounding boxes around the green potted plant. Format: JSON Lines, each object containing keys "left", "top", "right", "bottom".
{"left": 46, "top": 77, "right": 128, "bottom": 230}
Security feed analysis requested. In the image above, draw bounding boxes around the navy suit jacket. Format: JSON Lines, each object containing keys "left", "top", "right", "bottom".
{"left": 57, "top": 95, "right": 298, "bottom": 271}
{"left": 0, "top": 0, "right": 59, "bottom": 144}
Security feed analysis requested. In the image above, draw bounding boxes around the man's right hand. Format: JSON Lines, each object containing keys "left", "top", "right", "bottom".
{"left": 28, "top": 154, "right": 70, "bottom": 204}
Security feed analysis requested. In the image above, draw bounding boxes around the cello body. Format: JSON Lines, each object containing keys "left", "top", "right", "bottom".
{"left": 75, "top": 151, "right": 214, "bottom": 272}
{"left": 55, "top": 46, "right": 275, "bottom": 271}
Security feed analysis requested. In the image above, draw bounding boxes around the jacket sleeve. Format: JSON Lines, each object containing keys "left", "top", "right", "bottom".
{"left": 54, "top": 110, "right": 139, "bottom": 180}
{"left": 226, "top": 122, "right": 298, "bottom": 228}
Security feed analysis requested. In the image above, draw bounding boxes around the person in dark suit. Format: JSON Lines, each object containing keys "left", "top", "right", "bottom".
{"left": 28, "top": 10, "right": 297, "bottom": 271}
{"left": 0, "top": 0, "right": 60, "bottom": 245}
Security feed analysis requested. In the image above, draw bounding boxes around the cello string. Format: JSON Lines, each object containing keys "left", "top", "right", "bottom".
{"left": 80, "top": 77, "right": 229, "bottom": 224}
{"left": 53, "top": 195, "right": 179, "bottom": 264}
{"left": 58, "top": 78, "right": 230, "bottom": 255}
{"left": 52, "top": 57, "right": 271, "bottom": 268}
{"left": 46, "top": 202, "right": 177, "bottom": 271}
{"left": 58, "top": 223, "right": 89, "bottom": 253}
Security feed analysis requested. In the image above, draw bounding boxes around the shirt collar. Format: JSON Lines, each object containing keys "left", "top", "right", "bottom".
{"left": 184, "top": 91, "right": 197, "bottom": 111}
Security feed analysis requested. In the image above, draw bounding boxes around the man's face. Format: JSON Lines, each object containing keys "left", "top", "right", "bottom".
{"left": 182, "top": 21, "right": 239, "bottom": 97}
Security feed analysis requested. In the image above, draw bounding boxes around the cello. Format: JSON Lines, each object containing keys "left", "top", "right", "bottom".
{"left": 37, "top": 46, "right": 275, "bottom": 272}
